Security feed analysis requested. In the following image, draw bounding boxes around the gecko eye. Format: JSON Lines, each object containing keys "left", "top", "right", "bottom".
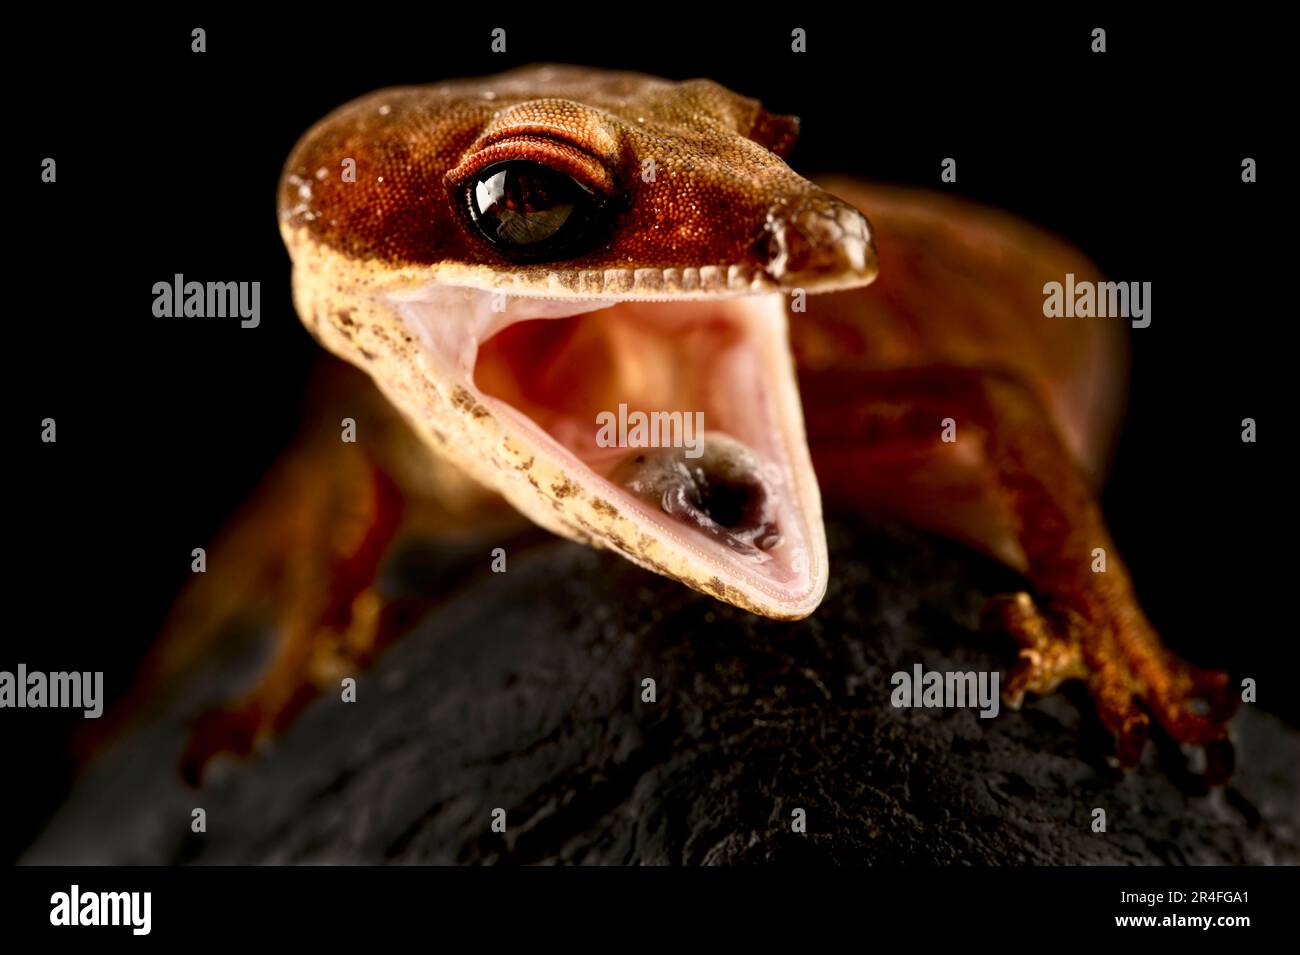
{"left": 462, "top": 160, "right": 609, "bottom": 261}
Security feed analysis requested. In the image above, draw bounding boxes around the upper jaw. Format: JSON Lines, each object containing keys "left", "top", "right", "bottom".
{"left": 376, "top": 189, "right": 879, "bottom": 304}
{"left": 379, "top": 256, "right": 877, "bottom": 304}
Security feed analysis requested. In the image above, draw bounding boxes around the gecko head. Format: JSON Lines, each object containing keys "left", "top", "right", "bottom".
{"left": 278, "top": 65, "right": 878, "bottom": 619}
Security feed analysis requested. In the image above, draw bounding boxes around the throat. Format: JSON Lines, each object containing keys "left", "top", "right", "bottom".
{"left": 472, "top": 296, "right": 790, "bottom": 557}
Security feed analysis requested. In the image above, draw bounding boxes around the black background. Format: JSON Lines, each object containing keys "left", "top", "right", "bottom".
{"left": 8, "top": 11, "right": 1290, "bottom": 862}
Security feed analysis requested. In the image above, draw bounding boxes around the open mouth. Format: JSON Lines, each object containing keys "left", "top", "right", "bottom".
{"left": 392, "top": 284, "right": 827, "bottom": 616}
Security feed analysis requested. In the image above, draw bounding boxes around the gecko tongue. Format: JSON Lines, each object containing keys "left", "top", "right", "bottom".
{"left": 610, "top": 433, "right": 782, "bottom": 560}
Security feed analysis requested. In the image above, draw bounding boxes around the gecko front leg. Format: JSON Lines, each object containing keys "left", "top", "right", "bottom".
{"left": 802, "top": 364, "right": 1238, "bottom": 779}
{"left": 177, "top": 449, "right": 406, "bottom": 784}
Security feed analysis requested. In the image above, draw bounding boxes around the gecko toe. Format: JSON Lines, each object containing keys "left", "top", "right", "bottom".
{"left": 985, "top": 591, "right": 1086, "bottom": 703}
{"left": 985, "top": 589, "right": 1236, "bottom": 782}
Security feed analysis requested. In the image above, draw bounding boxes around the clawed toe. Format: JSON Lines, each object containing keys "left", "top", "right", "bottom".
{"left": 984, "top": 592, "right": 1086, "bottom": 708}
{"left": 984, "top": 590, "right": 1236, "bottom": 781}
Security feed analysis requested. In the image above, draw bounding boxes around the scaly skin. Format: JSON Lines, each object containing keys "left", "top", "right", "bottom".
{"left": 119, "top": 66, "right": 1234, "bottom": 783}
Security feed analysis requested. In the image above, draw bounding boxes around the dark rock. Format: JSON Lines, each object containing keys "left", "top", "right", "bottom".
{"left": 23, "top": 520, "right": 1300, "bottom": 864}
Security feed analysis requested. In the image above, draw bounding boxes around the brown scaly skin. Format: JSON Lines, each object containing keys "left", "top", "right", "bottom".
{"left": 107, "top": 67, "right": 1234, "bottom": 783}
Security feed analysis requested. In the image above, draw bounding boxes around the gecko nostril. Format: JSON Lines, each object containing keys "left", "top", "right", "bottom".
{"left": 610, "top": 433, "right": 781, "bottom": 554}
{"left": 756, "top": 193, "right": 876, "bottom": 288}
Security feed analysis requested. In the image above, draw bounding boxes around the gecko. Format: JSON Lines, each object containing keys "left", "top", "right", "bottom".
{"left": 129, "top": 65, "right": 1235, "bottom": 783}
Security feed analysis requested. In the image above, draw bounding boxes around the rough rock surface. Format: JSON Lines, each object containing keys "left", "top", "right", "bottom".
{"left": 24, "top": 519, "right": 1300, "bottom": 864}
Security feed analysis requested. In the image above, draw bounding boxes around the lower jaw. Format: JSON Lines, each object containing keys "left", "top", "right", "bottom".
{"left": 393, "top": 285, "right": 827, "bottom": 609}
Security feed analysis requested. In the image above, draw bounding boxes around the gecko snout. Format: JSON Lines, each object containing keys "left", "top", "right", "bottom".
{"left": 755, "top": 192, "right": 877, "bottom": 289}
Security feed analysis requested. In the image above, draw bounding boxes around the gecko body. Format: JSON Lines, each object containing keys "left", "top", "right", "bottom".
{"left": 146, "top": 66, "right": 1234, "bottom": 781}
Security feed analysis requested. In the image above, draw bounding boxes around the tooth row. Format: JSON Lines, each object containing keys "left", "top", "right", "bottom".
{"left": 503, "top": 265, "right": 765, "bottom": 296}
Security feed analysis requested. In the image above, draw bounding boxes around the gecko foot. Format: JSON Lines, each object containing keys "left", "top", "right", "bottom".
{"left": 984, "top": 591, "right": 1238, "bottom": 782}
